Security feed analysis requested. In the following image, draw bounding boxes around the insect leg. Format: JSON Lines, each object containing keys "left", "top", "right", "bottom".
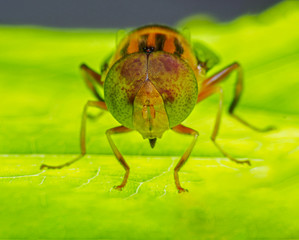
{"left": 201, "top": 86, "right": 251, "bottom": 166}
{"left": 172, "top": 124, "right": 199, "bottom": 193}
{"left": 40, "top": 100, "right": 107, "bottom": 170}
{"left": 81, "top": 64, "right": 105, "bottom": 102}
{"left": 106, "top": 126, "right": 132, "bottom": 190}
{"left": 200, "top": 62, "right": 274, "bottom": 132}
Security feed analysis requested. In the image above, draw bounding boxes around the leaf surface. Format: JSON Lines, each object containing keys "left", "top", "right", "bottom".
{"left": 0, "top": 2, "right": 298, "bottom": 239}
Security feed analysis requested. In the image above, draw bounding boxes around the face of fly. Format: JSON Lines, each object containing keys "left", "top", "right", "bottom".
{"left": 104, "top": 51, "right": 198, "bottom": 145}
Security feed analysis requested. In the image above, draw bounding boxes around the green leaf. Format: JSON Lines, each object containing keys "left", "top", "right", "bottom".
{"left": 0, "top": 1, "right": 299, "bottom": 239}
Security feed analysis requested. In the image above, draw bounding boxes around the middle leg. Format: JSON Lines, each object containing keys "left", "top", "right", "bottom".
{"left": 40, "top": 100, "right": 107, "bottom": 170}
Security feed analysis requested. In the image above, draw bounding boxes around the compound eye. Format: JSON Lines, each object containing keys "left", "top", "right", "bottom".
{"left": 148, "top": 52, "right": 198, "bottom": 127}
{"left": 104, "top": 53, "right": 147, "bottom": 128}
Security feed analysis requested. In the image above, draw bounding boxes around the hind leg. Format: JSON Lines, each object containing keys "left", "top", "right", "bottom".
{"left": 199, "top": 86, "right": 251, "bottom": 165}
{"left": 81, "top": 64, "right": 105, "bottom": 101}
{"left": 200, "top": 62, "right": 274, "bottom": 132}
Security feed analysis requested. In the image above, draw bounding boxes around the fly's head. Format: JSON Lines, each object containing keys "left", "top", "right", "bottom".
{"left": 104, "top": 51, "right": 198, "bottom": 145}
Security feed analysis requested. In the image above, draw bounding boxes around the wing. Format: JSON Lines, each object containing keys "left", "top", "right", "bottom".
{"left": 192, "top": 41, "right": 220, "bottom": 71}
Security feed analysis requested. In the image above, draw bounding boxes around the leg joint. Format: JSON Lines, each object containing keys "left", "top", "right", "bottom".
{"left": 193, "top": 131, "right": 199, "bottom": 139}
{"left": 105, "top": 129, "right": 110, "bottom": 136}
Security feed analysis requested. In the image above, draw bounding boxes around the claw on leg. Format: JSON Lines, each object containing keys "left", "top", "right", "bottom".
{"left": 40, "top": 164, "right": 58, "bottom": 170}
{"left": 40, "top": 155, "right": 84, "bottom": 170}
{"left": 233, "top": 159, "right": 251, "bottom": 166}
{"left": 224, "top": 156, "right": 251, "bottom": 166}
{"left": 114, "top": 185, "right": 125, "bottom": 191}
{"left": 177, "top": 187, "right": 189, "bottom": 193}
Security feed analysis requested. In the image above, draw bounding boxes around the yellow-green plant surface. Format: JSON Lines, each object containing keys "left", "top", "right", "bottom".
{"left": 0, "top": 1, "right": 298, "bottom": 239}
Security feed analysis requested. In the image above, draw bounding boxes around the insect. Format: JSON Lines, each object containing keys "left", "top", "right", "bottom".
{"left": 41, "top": 25, "right": 273, "bottom": 193}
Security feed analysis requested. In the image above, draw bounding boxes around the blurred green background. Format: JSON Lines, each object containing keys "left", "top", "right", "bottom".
{"left": 0, "top": 1, "right": 298, "bottom": 239}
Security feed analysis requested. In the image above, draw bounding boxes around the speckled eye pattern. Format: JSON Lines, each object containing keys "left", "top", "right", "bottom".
{"left": 104, "top": 51, "right": 197, "bottom": 129}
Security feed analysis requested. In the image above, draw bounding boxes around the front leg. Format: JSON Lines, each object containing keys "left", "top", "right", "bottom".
{"left": 172, "top": 124, "right": 199, "bottom": 193}
{"left": 106, "top": 126, "right": 132, "bottom": 190}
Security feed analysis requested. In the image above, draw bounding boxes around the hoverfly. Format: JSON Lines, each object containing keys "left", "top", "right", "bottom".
{"left": 41, "top": 25, "right": 273, "bottom": 193}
